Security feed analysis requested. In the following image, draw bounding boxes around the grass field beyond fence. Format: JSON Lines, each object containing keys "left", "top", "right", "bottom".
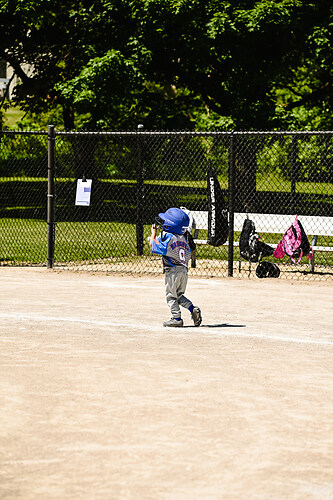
{"left": 1, "top": 219, "right": 332, "bottom": 272}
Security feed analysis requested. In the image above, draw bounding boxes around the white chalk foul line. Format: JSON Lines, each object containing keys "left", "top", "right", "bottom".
{"left": 1, "top": 312, "right": 332, "bottom": 346}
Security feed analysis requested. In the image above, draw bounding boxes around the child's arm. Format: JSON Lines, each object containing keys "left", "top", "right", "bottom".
{"left": 149, "top": 224, "right": 157, "bottom": 248}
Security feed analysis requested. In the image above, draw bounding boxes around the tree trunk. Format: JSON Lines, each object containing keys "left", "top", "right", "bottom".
{"left": 234, "top": 139, "right": 257, "bottom": 212}
{"left": 62, "top": 104, "right": 75, "bottom": 131}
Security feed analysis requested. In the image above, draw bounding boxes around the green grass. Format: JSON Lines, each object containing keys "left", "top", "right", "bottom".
{"left": 0, "top": 218, "right": 47, "bottom": 263}
{"left": 55, "top": 221, "right": 141, "bottom": 261}
{"left": 1, "top": 106, "right": 25, "bottom": 129}
{"left": 2, "top": 175, "right": 330, "bottom": 197}
{"left": 257, "top": 173, "right": 333, "bottom": 195}
{"left": 146, "top": 174, "right": 333, "bottom": 196}
{"left": 1, "top": 218, "right": 332, "bottom": 269}
{"left": 0, "top": 218, "right": 151, "bottom": 263}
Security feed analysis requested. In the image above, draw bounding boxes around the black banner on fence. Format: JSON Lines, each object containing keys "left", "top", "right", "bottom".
{"left": 207, "top": 168, "right": 229, "bottom": 246}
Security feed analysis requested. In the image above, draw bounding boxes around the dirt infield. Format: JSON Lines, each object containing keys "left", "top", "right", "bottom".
{"left": 54, "top": 255, "right": 333, "bottom": 280}
{"left": 1, "top": 267, "right": 333, "bottom": 499}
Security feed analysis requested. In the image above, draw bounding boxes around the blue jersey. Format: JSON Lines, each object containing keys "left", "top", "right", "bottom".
{"left": 151, "top": 232, "right": 192, "bottom": 269}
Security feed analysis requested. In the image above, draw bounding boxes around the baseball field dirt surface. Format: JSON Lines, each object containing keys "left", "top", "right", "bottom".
{"left": 1, "top": 267, "right": 332, "bottom": 499}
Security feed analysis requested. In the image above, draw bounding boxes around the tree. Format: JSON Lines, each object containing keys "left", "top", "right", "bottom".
{"left": 137, "top": 0, "right": 332, "bottom": 130}
{"left": 0, "top": 0, "right": 148, "bottom": 129}
{"left": 1, "top": 0, "right": 332, "bottom": 131}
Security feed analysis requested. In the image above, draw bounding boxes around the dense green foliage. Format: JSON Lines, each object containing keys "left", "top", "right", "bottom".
{"left": 1, "top": 0, "right": 332, "bottom": 131}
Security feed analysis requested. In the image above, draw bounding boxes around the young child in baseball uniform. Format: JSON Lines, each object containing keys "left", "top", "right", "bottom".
{"left": 149, "top": 207, "right": 202, "bottom": 328}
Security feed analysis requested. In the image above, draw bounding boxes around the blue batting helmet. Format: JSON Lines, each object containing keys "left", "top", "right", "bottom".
{"left": 156, "top": 208, "right": 190, "bottom": 235}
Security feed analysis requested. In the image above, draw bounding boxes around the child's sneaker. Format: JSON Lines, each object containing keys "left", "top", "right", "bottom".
{"left": 163, "top": 318, "right": 184, "bottom": 327}
{"left": 191, "top": 307, "right": 202, "bottom": 326}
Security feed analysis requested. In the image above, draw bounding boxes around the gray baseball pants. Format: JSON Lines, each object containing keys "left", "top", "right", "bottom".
{"left": 164, "top": 266, "right": 193, "bottom": 319}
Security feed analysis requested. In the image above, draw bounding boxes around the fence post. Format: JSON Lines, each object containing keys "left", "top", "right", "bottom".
{"left": 290, "top": 134, "right": 298, "bottom": 213}
{"left": 136, "top": 124, "right": 144, "bottom": 256}
{"left": 228, "top": 134, "right": 236, "bottom": 277}
{"left": 47, "top": 125, "right": 55, "bottom": 268}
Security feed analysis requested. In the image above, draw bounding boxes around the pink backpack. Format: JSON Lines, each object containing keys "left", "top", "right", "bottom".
{"left": 274, "top": 215, "right": 313, "bottom": 264}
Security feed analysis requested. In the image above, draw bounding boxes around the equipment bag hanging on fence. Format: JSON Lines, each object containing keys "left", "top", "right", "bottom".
{"left": 239, "top": 218, "right": 274, "bottom": 262}
{"left": 273, "top": 215, "right": 313, "bottom": 264}
{"left": 207, "top": 168, "right": 229, "bottom": 246}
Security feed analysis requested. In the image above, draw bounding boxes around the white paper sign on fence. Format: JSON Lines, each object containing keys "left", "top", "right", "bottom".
{"left": 75, "top": 179, "right": 92, "bottom": 206}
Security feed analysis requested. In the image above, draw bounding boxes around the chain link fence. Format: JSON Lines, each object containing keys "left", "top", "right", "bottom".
{"left": 0, "top": 130, "right": 48, "bottom": 265}
{"left": 1, "top": 127, "right": 332, "bottom": 280}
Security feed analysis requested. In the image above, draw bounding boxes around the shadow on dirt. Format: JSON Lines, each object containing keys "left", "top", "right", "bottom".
{"left": 182, "top": 323, "right": 246, "bottom": 329}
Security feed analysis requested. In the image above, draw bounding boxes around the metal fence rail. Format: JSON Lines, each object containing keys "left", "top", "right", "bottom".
{"left": 1, "top": 127, "right": 332, "bottom": 280}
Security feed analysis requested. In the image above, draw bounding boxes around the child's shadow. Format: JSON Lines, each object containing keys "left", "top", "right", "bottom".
{"left": 202, "top": 323, "right": 246, "bottom": 328}
{"left": 184, "top": 323, "right": 246, "bottom": 329}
